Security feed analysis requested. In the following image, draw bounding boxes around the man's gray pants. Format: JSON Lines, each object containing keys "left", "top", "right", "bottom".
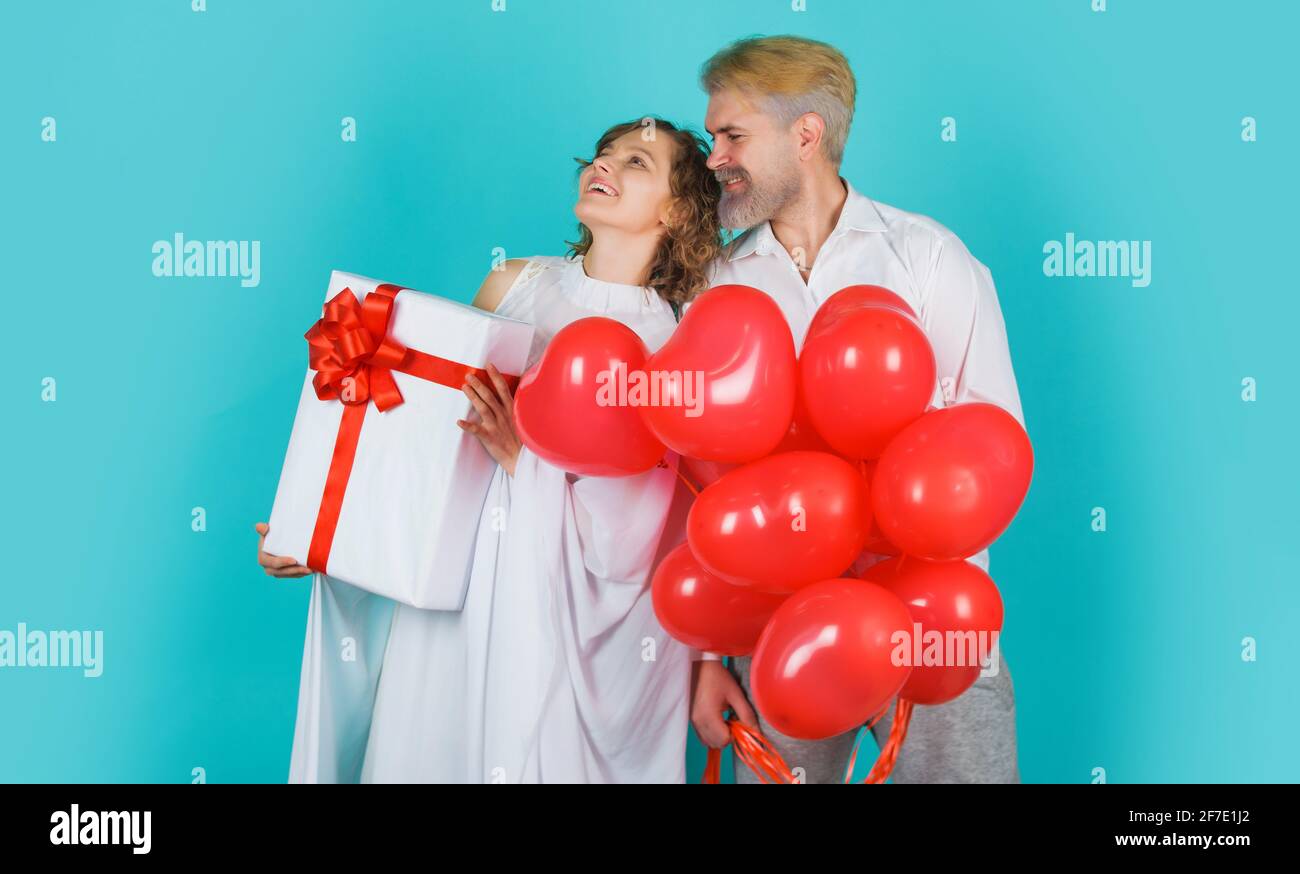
{"left": 726, "top": 649, "right": 1020, "bottom": 783}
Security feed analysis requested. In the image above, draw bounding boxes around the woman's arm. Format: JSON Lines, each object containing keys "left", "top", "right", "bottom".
{"left": 460, "top": 260, "right": 530, "bottom": 474}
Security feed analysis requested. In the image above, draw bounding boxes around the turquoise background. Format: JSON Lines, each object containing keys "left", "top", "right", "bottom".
{"left": 3, "top": 0, "right": 1296, "bottom": 783}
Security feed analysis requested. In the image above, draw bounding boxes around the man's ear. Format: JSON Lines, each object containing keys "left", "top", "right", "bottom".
{"left": 796, "top": 112, "right": 826, "bottom": 162}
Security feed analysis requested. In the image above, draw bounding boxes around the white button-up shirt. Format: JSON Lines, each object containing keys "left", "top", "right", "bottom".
{"left": 689, "top": 179, "right": 1026, "bottom": 660}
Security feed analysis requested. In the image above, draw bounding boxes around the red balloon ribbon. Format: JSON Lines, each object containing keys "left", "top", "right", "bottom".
{"left": 673, "top": 467, "right": 701, "bottom": 497}
{"left": 700, "top": 702, "right": 913, "bottom": 784}
{"left": 843, "top": 698, "right": 915, "bottom": 784}
{"left": 702, "top": 720, "right": 798, "bottom": 784}
{"left": 302, "top": 283, "right": 519, "bottom": 573}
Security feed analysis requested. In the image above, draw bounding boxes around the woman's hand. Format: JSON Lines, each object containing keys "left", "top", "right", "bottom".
{"left": 457, "top": 363, "right": 522, "bottom": 477}
{"left": 254, "top": 522, "right": 312, "bottom": 578}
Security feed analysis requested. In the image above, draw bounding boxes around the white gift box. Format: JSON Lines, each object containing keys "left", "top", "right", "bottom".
{"left": 265, "top": 270, "right": 535, "bottom": 610}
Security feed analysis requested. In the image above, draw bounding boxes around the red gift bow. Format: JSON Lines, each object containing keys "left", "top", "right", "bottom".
{"left": 303, "top": 282, "right": 520, "bottom": 573}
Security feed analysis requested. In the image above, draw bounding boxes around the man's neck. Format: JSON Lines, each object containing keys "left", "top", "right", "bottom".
{"left": 769, "top": 172, "right": 848, "bottom": 274}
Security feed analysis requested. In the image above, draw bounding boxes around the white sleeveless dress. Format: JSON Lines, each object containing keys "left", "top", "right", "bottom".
{"left": 291, "top": 254, "right": 691, "bottom": 783}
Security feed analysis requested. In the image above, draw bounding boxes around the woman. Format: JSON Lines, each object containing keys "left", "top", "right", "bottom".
{"left": 257, "top": 117, "right": 722, "bottom": 783}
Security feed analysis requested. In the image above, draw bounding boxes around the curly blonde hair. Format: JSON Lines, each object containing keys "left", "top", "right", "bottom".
{"left": 567, "top": 117, "right": 723, "bottom": 308}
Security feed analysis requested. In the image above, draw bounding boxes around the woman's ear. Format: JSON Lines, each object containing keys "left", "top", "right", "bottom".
{"left": 659, "top": 198, "right": 683, "bottom": 233}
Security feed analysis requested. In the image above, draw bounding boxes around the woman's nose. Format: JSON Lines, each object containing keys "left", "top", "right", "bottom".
{"left": 593, "top": 156, "right": 613, "bottom": 175}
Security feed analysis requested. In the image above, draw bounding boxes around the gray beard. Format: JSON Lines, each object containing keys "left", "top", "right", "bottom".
{"left": 717, "top": 170, "right": 801, "bottom": 231}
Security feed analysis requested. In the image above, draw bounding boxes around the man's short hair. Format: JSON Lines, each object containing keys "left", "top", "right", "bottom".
{"left": 700, "top": 35, "right": 856, "bottom": 166}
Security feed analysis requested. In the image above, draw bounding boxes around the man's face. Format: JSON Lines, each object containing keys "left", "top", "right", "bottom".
{"left": 704, "top": 87, "right": 801, "bottom": 230}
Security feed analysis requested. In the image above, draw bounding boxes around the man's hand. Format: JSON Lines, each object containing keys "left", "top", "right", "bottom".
{"left": 691, "top": 659, "right": 759, "bottom": 748}
{"left": 254, "top": 522, "right": 312, "bottom": 578}
{"left": 457, "top": 363, "right": 521, "bottom": 477}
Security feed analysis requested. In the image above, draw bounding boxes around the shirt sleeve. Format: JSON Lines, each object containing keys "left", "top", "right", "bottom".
{"left": 564, "top": 459, "right": 679, "bottom": 585}
{"left": 919, "top": 231, "right": 1026, "bottom": 430}
{"left": 565, "top": 460, "right": 724, "bottom": 661}
{"left": 918, "top": 230, "right": 1026, "bottom": 575}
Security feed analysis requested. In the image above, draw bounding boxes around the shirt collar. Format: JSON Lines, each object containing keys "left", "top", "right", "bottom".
{"left": 726, "top": 177, "right": 888, "bottom": 262}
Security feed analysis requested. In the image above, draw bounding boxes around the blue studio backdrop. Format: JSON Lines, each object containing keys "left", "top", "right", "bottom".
{"left": 2, "top": 0, "right": 1297, "bottom": 783}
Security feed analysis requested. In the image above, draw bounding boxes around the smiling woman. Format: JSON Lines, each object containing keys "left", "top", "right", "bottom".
{"left": 567, "top": 117, "right": 723, "bottom": 309}
{"left": 286, "top": 114, "right": 729, "bottom": 784}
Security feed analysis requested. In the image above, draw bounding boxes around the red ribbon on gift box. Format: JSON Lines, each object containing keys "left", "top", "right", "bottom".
{"left": 303, "top": 282, "right": 519, "bottom": 573}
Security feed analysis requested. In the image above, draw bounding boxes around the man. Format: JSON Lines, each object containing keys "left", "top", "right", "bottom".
{"left": 688, "top": 35, "right": 1024, "bottom": 784}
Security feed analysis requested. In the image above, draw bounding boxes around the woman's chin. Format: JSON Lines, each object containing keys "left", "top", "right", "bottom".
{"left": 573, "top": 202, "right": 622, "bottom": 233}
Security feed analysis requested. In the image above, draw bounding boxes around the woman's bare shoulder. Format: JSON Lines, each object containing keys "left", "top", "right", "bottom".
{"left": 471, "top": 259, "right": 530, "bottom": 312}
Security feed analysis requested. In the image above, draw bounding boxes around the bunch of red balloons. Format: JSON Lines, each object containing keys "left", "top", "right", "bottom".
{"left": 514, "top": 284, "right": 1033, "bottom": 741}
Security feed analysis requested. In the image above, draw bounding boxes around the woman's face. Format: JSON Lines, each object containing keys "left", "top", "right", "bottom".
{"left": 574, "top": 128, "right": 677, "bottom": 238}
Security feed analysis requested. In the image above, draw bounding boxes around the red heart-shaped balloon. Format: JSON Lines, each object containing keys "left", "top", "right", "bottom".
{"left": 872, "top": 402, "right": 1033, "bottom": 560}
{"left": 513, "top": 316, "right": 666, "bottom": 476}
{"left": 687, "top": 450, "right": 869, "bottom": 593}
{"left": 640, "top": 285, "right": 796, "bottom": 463}
{"left": 751, "top": 578, "right": 914, "bottom": 740}
{"left": 650, "top": 542, "right": 788, "bottom": 656}
{"left": 861, "top": 557, "right": 1003, "bottom": 705}
{"left": 800, "top": 303, "right": 936, "bottom": 460}
{"left": 806, "top": 284, "right": 917, "bottom": 339}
